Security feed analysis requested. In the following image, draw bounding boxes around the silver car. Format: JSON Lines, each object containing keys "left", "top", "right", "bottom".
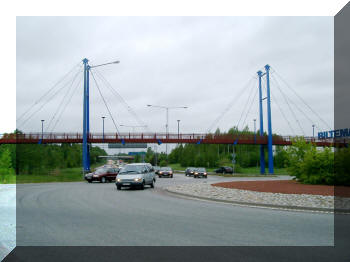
{"left": 115, "top": 163, "right": 156, "bottom": 190}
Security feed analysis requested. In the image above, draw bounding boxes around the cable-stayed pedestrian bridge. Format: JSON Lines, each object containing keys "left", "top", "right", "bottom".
{"left": 0, "top": 132, "right": 338, "bottom": 147}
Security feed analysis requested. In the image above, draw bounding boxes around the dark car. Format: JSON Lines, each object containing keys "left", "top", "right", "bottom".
{"left": 85, "top": 167, "right": 120, "bottom": 183}
{"left": 158, "top": 167, "right": 173, "bottom": 178}
{"left": 193, "top": 168, "right": 207, "bottom": 178}
{"left": 153, "top": 166, "right": 161, "bottom": 175}
{"left": 185, "top": 167, "right": 196, "bottom": 176}
{"left": 215, "top": 166, "right": 233, "bottom": 174}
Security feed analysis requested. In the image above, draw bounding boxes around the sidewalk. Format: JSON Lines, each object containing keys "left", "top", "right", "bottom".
{"left": 0, "top": 184, "right": 16, "bottom": 261}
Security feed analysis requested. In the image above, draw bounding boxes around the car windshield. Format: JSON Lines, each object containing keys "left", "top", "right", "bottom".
{"left": 95, "top": 168, "right": 108, "bottom": 174}
{"left": 197, "top": 168, "right": 206, "bottom": 172}
{"left": 160, "top": 167, "right": 171, "bottom": 171}
{"left": 119, "top": 165, "right": 143, "bottom": 175}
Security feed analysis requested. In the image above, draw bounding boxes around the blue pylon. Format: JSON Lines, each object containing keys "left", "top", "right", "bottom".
{"left": 82, "top": 58, "right": 91, "bottom": 173}
{"left": 257, "top": 70, "right": 265, "bottom": 174}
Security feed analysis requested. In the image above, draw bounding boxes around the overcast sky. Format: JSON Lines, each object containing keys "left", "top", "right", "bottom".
{"left": 16, "top": 16, "right": 333, "bottom": 142}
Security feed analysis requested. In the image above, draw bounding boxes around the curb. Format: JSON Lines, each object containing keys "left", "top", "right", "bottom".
{"left": 164, "top": 189, "right": 350, "bottom": 214}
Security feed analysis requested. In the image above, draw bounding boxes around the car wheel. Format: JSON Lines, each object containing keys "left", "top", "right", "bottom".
{"left": 223, "top": 171, "right": 226, "bottom": 175}
{"left": 204, "top": 176, "right": 207, "bottom": 178}
{"left": 158, "top": 175, "right": 161, "bottom": 178}
{"left": 101, "top": 177, "right": 106, "bottom": 183}
{"left": 117, "top": 185, "right": 121, "bottom": 190}
{"left": 171, "top": 175, "right": 173, "bottom": 178}
{"left": 150, "top": 180, "right": 155, "bottom": 188}
{"left": 140, "top": 181, "right": 145, "bottom": 190}
{"left": 87, "top": 180, "right": 92, "bottom": 183}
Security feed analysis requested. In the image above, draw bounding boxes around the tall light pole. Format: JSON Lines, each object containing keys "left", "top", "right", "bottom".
{"left": 41, "top": 119, "right": 45, "bottom": 141}
{"left": 147, "top": 105, "right": 188, "bottom": 157}
{"left": 312, "top": 124, "right": 315, "bottom": 139}
{"left": 177, "top": 120, "right": 180, "bottom": 139}
{"left": 120, "top": 124, "right": 147, "bottom": 134}
{"left": 102, "top": 116, "right": 106, "bottom": 141}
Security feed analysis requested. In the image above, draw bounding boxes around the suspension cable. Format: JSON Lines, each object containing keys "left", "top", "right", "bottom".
{"left": 90, "top": 70, "right": 120, "bottom": 135}
{"left": 46, "top": 69, "right": 82, "bottom": 131}
{"left": 271, "top": 67, "right": 332, "bottom": 130}
{"left": 206, "top": 76, "right": 256, "bottom": 133}
{"left": 16, "top": 62, "right": 82, "bottom": 122}
{"left": 17, "top": 65, "right": 83, "bottom": 129}
{"left": 268, "top": 74, "right": 305, "bottom": 135}
{"left": 269, "top": 83, "right": 296, "bottom": 136}
{"left": 93, "top": 69, "right": 150, "bottom": 133}
{"left": 271, "top": 74, "right": 323, "bottom": 133}
{"left": 50, "top": 74, "right": 83, "bottom": 132}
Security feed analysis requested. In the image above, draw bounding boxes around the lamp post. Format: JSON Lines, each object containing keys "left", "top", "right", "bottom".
{"left": 102, "top": 116, "right": 106, "bottom": 141}
{"left": 177, "top": 120, "right": 180, "bottom": 139}
{"left": 147, "top": 104, "right": 188, "bottom": 157}
{"left": 41, "top": 119, "right": 45, "bottom": 141}
{"left": 312, "top": 124, "right": 315, "bottom": 139}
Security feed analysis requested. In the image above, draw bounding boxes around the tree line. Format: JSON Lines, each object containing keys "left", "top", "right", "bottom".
{"left": 0, "top": 130, "right": 107, "bottom": 175}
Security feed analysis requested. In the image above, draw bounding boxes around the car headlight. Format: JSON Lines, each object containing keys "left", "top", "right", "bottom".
{"left": 204, "top": 173, "right": 207, "bottom": 175}
{"left": 116, "top": 178, "right": 121, "bottom": 182}
{"left": 93, "top": 174, "right": 98, "bottom": 177}
{"left": 134, "top": 178, "right": 142, "bottom": 182}
{"left": 194, "top": 172, "right": 198, "bottom": 175}
{"left": 159, "top": 172, "right": 163, "bottom": 174}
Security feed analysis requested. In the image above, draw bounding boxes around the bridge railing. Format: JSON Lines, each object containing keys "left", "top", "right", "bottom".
{"left": 1, "top": 132, "right": 335, "bottom": 145}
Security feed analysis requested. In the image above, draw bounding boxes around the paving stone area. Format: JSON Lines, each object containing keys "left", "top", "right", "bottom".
{"left": 166, "top": 182, "right": 350, "bottom": 211}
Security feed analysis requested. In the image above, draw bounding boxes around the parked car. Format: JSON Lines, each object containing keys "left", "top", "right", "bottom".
{"left": 85, "top": 166, "right": 120, "bottom": 183}
{"left": 193, "top": 167, "right": 207, "bottom": 178}
{"left": 185, "top": 167, "right": 196, "bottom": 176}
{"left": 215, "top": 166, "right": 233, "bottom": 174}
{"left": 153, "top": 166, "right": 161, "bottom": 175}
{"left": 158, "top": 167, "right": 173, "bottom": 178}
{"left": 115, "top": 163, "right": 156, "bottom": 190}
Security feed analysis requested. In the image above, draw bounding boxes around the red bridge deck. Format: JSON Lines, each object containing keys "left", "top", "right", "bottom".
{"left": 0, "top": 132, "right": 341, "bottom": 147}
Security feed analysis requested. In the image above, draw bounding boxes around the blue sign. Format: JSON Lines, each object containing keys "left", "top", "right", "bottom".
{"left": 318, "top": 128, "right": 349, "bottom": 139}
{"left": 128, "top": 152, "right": 146, "bottom": 156}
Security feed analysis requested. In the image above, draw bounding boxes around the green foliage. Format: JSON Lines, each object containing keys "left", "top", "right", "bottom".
{"left": 286, "top": 137, "right": 335, "bottom": 185}
{"left": 159, "top": 160, "right": 167, "bottom": 167}
{"left": 6, "top": 134, "right": 107, "bottom": 175}
{"left": 335, "top": 147, "right": 350, "bottom": 186}
{"left": 168, "top": 126, "right": 264, "bottom": 169}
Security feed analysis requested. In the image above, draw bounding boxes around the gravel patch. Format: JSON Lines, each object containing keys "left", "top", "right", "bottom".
{"left": 166, "top": 182, "right": 350, "bottom": 212}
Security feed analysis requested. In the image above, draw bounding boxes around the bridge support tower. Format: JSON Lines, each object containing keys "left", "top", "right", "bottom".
{"left": 82, "top": 58, "right": 91, "bottom": 173}
{"left": 257, "top": 65, "right": 274, "bottom": 174}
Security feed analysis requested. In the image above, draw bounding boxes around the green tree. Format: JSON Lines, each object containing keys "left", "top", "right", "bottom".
{"left": 0, "top": 148, "right": 15, "bottom": 175}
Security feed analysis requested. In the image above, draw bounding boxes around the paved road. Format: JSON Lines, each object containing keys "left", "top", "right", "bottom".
{"left": 16, "top": 174, "right": 334, "bottom": 246}
{"left": 0, "top": 185, "right": 16, "bottom": 261}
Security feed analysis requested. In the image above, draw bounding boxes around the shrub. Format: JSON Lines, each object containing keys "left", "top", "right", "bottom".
{"left": 286, "top": 137, "right": 334, "bottom": 185}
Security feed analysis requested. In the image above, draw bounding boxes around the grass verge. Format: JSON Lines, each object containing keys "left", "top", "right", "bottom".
{"left": 10, "top": 165, "right": 102, "bottom": 184}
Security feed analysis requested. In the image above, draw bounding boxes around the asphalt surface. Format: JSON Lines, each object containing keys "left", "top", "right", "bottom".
{"left": 0, "top": 185, "right": 16, "bottom": 261}
{"left": 14, "top": 174, "right": 335, "bottom": 247}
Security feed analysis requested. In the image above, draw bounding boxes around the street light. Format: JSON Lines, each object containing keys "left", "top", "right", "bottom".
{"left": 120, "top": 124, "right": 147, "bottom": 133}
{"left": 312, "top": 124, "right": 315, "bottom": 139}
{"left": 102, "top": 116, "right": 106, "bottom": 141}
{"left": 89, "top": 60, "right": 120, "bottom": 69}
{"left": 41, "top": 120, "right": 45, "bottom": 141}
{"left": 177, "top": 120, "right": 180, "bottom": 139}
{"left": 147, "top": 104, "right": 188, "bottom": 156}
